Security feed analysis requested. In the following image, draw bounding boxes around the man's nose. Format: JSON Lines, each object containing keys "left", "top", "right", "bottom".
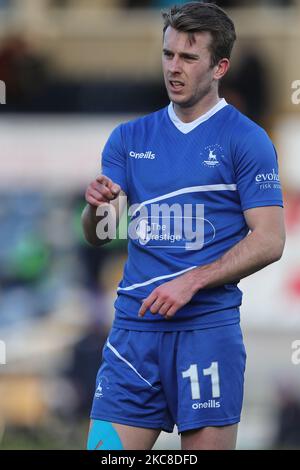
{"left": 169, "top": 55, "right": 182, "bottom": 74}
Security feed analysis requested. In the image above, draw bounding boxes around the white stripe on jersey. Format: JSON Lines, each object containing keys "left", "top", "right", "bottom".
{"left": 117, "top": 265, "right": 197, "bottom": 292}
{"left": 131, "top": 184, "right": 237, "bottom": 217}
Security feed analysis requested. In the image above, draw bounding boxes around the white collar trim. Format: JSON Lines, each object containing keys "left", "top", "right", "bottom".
{"left": 168, "top": 98, "right": 228, "bottom": 134}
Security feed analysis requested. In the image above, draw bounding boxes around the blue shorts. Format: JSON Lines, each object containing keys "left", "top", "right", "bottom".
{"left": 90, "top": 323, "right": 247, "bottom": 433}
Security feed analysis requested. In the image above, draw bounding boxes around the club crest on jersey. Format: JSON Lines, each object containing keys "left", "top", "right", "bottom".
{"left": 201, "top": 144, "right": 224, "bottom": 168}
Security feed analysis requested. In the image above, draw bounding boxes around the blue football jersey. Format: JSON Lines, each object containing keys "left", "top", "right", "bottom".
{"left": 101, "top": 100, "right": 283, "bottom": 331}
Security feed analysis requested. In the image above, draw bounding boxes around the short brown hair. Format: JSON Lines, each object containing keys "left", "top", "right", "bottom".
{"left": 162, "top": 2, "right": 236, "bottom": 67}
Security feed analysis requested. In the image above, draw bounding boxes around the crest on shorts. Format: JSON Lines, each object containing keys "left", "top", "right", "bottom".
{"left": 95, "top": 375, "right": 110, "bottom": 399}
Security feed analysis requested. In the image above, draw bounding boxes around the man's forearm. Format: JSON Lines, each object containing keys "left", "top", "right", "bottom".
{"left": 188, "top": 230, "right": 285, "bottom": 291}
{"left": 81, "top": 203, "right": 109, "bottom": 246}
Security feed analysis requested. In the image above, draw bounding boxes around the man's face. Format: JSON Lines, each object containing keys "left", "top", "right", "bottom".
{"left": 162, "top": 26, "right": 217, "bottom": 108}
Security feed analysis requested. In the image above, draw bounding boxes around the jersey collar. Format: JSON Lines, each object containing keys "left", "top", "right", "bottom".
{"left": 168, "top": 98, "right": 228, "bottom": 134}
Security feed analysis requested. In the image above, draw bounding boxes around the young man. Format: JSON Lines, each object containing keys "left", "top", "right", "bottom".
{"left": 82, "top": 2, "right": 285, "bottom": 450}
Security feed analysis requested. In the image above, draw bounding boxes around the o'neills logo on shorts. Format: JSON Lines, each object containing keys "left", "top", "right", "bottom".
{"left": 129, "top": 151, "right": 156, "bottom": 159}
{"left": 192, "top": 399, "right": 221, "bottom": 409}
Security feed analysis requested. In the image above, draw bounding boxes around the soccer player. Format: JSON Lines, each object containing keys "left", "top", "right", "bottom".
{"left": 82, "top": 2, "right": 285, "bottom": 450}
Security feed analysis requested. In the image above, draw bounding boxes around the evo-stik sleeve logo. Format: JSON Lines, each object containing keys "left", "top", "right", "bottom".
{"left": 0, "top": 80, "right": 6, "bottom": 104}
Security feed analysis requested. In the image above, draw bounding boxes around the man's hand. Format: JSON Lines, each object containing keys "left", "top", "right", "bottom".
{"left": 138, "top": 272, "right": 198, "bottom": 320}
{"left": 85, "top": 175, "right": 121, "bottom": 207}
{"left": 82, "top": 175, "right": 125, "bottom": 246}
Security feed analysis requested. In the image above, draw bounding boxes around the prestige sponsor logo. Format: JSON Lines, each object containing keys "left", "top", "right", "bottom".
{"left": 129, "top": 150, "right": 155, "bottom": 159}
{"left": 128, "top": 202, "right": 213, "bottom": 251}
{"left": 192, "top": 399, "right": 220, "bottom": 409}
{"left": 135, "top": 219, "right": 182, "bottom": 245}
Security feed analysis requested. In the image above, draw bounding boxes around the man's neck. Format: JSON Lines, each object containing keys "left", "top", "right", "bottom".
{"left": 173, "top": 92, "right": 221, "bottom": 123}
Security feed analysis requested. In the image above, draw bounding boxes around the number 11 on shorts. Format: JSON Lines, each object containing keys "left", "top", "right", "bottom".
{"left": 182, "top": 362, "right": 220, "bottom": 400}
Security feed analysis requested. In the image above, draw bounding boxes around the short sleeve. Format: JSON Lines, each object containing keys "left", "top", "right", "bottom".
{"left": 234, "top": 128, "right": 283, "bottom": 211}
{"left": 101, "top": 124, "right": 128, "bottom": 195}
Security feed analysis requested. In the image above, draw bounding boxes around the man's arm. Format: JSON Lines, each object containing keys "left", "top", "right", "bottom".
{"left": 81, "top": 175, "right": 127, "bottom": 247}
{"left": 138, "top": 206, "right": 286, "bottom": 318}
{"left": 190, "top": 205, "right": 286, "bottom": 289}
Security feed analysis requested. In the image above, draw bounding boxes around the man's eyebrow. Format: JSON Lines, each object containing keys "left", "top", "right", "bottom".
{"left": 180, "top": 52, "right": 200, "bottom": 59}
{"left": 162, "top": 48, "right": 200, "bottom": 59}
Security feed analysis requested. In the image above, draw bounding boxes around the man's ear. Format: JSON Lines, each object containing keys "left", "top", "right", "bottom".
{"left": 214, "top": 58, "right": 230, "bottom": 80}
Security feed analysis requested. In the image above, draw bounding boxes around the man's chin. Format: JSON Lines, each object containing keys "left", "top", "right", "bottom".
{"left": 167, "top": 91, "right": 187, "bottom": 105}
{"left": 170, "top": 96, "right": 193, "bottom": 108}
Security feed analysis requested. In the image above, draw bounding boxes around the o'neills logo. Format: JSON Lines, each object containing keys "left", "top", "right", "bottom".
{"left": 129, "top": 151, "right": 155, "bottom": 159}
{"left": 255, "top": 168, "right": 280, "bottom": 183}
{"left": 192, "top": 399, "right": 220, "bottom": 409}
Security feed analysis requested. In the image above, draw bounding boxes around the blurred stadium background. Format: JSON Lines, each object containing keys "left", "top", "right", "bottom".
{"left": 1, "top": 0, "right": 300, "bottom": 450}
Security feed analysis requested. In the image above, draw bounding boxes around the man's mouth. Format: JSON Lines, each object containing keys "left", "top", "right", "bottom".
{"left": 169, "top": 80, "right": 185, "bottom": 92}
